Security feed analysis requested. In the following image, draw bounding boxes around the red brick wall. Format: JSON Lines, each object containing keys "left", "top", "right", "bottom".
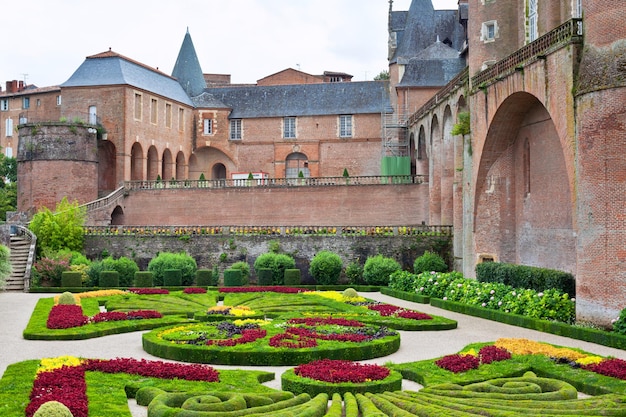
{"left": 119, "top": 184, "right": 429, "bottom": 227}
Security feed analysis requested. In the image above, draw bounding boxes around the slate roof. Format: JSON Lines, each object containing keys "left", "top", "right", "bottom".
{"left": 204, "top": 81, "right": 393, "bottom": 119}
{"left": 171, "top": 30, "right": 207, "bottom": 97}
{"left": 61, "top": 50, "right": 194, "bottom": 106}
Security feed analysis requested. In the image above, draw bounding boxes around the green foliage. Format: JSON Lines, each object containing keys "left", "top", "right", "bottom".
{"left": 253, "top": 252, "right": 296, "bottom": 285}
{"left": 196, "top": 269, "right": 216, "bottom": 286}
{"left": 388, "top": 270, "right": 419, "bottom": 292}
{"left": 309, "top": 250, "right": 343, "bottom": 285}
{"left": 163, "top": 269, "right": 182, "bottom": 286}
{"left": 0, "top": 244, "right": 11, "bottom": 289}
{"left": 60, "top": 272, "right": 82, "bottom": 288}
{"left": 268, "top": 240, "right": 281, "bottom": 253}
{"left": 475, "top": 262, "right": 575, "bottom": 297}
{"left": 342, "top": 288, "right": 360, "bottom": 299}
{"left": 29, "top": 197, "right": 85, "bottom": 253}
{"left": 343, "top": 168, "right": 349, "bottom": 177}
{"left": 230, "top": 261, "right": 250, "bottom": 285}
{"left": 134, "top": 271, "right": 154, "bottom": 287}
{"left": 345, "top": 261, "right": 364, "bottom": 285}
{"left": 32, "top": 400, "right": 74, "bottom": 417}
{"left": 284, "top": 268, "right": 301, "bottom": 286}
{"left": 613, "top": 308, "right": 626, "bottom": 335}
{"left": 86, "top": 256, "right": 138, "bottom": 287}
{"left": 223, "top": 268, "right": 244, "bottom": 286}
{"left": 0, "top": 181, "right": 16, "bottom": 221}
{"left": 199, "top": 172, "right": 206, "bottom": 180}
{"left": 451, "top": 111, "right": 470, "bottom": 136}
{"left": 57, "top": 291, "right": 77, "bottom": 305}
{"left": 33, "top": 252, "right": 71, "bottom": 287}
{"left": 413, "top": 251, "right": 448, "bottom": 274}
{"left": 99, "top": 271, "right": 119, "bottom": 287}
{"left": 257, "top": 268, "right": 273, "bottom": 286}
{"left": 363, "top": 255, "right": 401, "bottom": 286}
{"left": 147, "top": 252, "right": 197, "bottom": 286}
{"left": 374, "top": 70, "right": 390, "bottom": 80}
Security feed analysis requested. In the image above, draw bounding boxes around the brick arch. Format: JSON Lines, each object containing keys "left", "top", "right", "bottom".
{"left": 473, "top": 91, "right": 575, "bottom": 271}
{"left": 429, "top": 114, "right": 441, "bottom": 224}
{"left": 175, "top": 151, "right": 186, "bottom": 180}
{"left": 441, "top": 106, "right": 454, "bottom": 225}
{"left": 98, "top": 140, "right": 116, "bottom": 193}
{"left": 147, "top": 146, "right": 159, "bottom": 180}
{"left": 130, "top": 142, "right": 143, "bottom": 181}
{"left": 162, "top": 148, "right": 174, "bottom": 181}
{"left": 188, "top": 147, "right": 235, "bottom": 180}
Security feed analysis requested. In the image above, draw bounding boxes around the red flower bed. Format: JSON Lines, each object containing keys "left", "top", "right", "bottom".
{"left": 268, "top": 326, "right": 370, "bottom": 349}
{"left": 81, "top": 358, "right": 220, "bottom": 382}
{"left": 183, "top": 287, "right": 207, "bottom": 294}
{"left": 207, "top": 328, "right": 267, "bottom": 347}
{"left": 288, "top": 317, "right": 364, "bottom": 327}
{"left": 583, "top": 358, "right": 626, "bottom": 380}
{"left": 128, "top": 288, "right": 170, "bottom": 294}
{"left": 26, "top": 366, "right": 88, "bottom": 417}
{"left": 294, "top": 359, "right": 390, "bottom": 383}
{"left": 435, "top": 354, "right": 481, "bottom": 373}
{"left": 219, "top": 286, "right": 309, "bottom": 293}
{"left": 479, "top": 345, "right": 511, "bottom": 364}
{"left": 367, "top": 303, "right": 433, "bottom": 320}
{"left": 91, "top": 310, "right": 162, "bottom": 323}
{"left": 46, "top": 305, "right": 88, "bottom": 329}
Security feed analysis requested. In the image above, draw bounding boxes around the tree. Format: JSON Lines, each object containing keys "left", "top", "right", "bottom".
{"left": 0, "top": 155, "right": 17, "bottom": 220}
{"left": 451, "top": 111, "right": 471, "bottom": 155}
{"left": 29, "top": 197, "right": 86, "bottom": 254}
{"left": 374, "top": 70, "right": 390, "bottom": 81}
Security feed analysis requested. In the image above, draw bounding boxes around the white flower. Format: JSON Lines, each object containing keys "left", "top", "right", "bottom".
{"left": 481, "top": 303, "right": 486, "bottom": 307}
{"left": 498, "top": 301, "right": 502, "bottom": 306}
{"left": 512, "top": 291, "right": 516, "bottom": 296}
{"left": 420, "top": 287, "right": 424, "bottom": 291}
{"left": 505, "top": 310, "right": 510, "bottom": 313}
{"left": 443, "top": 297, "right": 448, "bottom": 301}
{"left": 457, "top": 283, "right": 463, "bottom": 288}
{"left": 571, "top": 298, "right": 575, "bottom": 302}
{"left": 450, "top": 290, "right": 455, "bottom": 294}
{"left": 490, "top": 296, "right": 494, "bottom": 301}
{"left": 434, "top": 282, "right": 438, "bottom": 285}
{"left": 538, "top": 292, "right": 544, "bottom": 297}
{"left": 430, "top": 271, "right": 436, "bottom": 275}
{"left": 490, "top": 290, "right": 495, "bottom": 295}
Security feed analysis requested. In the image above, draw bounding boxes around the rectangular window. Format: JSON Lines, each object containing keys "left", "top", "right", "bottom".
{"left": 134, "top": 93, "right": 142, "bottom": 120}
{"left": 178, "top": 108, "right": 185, "bottom": 131}
{"left": 283, "top": 117, "right": 296, "bottom": 138}
{"left": 230, "top": 119, "right": 242, "bottom": 140}
{"left": 23, "top": 97, "right": 30, "bottom": 109}
{"left": 203, "top": 118, "right": 213, "bottom": 135}
{"left": 165, "top": 103, "right": 172, "bottom": 128}
{"left": 36, "top": 99, "right": 41, "bottom": 107}
{"left": 5, "top": 118, "right": 13, "bottom": 137}
{"left": 481, "top": 21, "right": 498, "bottom": 42}
{"left": 0, "top": 99, "right": 8, "bottom": 111}
{"left": 339, "top": 115, "right": 353, "bottom": 138}
{"left": 528, "top": 0, "right": 538, "bottom": 42}
{"left": 150, "top": 98, "right": 158, "bottom": 124}
{"left": 89, "top": 106, "right": 97, "bottom": 125}
{"left": 5, "top": 147, "right": 12, "bottom": 158}
{"left": 56, "top": 95, "right": 62, "bottom": 106}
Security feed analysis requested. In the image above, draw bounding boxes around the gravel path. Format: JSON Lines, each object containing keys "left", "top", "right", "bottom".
{"left": 2, "top": 291, "right": 625, "bottom": 416}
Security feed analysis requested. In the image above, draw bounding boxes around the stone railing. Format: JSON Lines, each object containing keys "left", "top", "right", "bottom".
{"left": 81, "top": 186, "right": 126, "bottom": 212}
{"left": 124, "top": 175, "right": 426, "bottom": 191}
{"left": 471, "top": 18, "right": 583, "bottom": 89}
{"left": 83, "top": 224, "right": 453, "bottom": 237}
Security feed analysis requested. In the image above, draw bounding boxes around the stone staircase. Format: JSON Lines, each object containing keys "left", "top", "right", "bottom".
{"left": 4, "top": 227, "right": 36, "bottom": 291}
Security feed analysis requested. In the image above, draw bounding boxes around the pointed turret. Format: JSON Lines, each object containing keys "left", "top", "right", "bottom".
{"left": 172, "top": 29, "right": 206, "bottom": 97}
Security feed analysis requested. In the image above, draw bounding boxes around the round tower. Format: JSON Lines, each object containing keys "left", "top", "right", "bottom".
{"left": 574, "top": 0, "right": 626, "bottom": 325}
{"left": 17, "top": 122, "right": 99, "bottom": 213}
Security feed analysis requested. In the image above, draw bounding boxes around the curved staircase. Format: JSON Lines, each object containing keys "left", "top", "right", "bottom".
{"left": 5, "top": 226, "right": 36, "bottom": 291}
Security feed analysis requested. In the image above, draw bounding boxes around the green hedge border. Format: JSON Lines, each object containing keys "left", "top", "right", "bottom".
{"left": 281, "top": 368, "right": 403, "bottom": 397}
{"left": 142, "top": 324, "right": 401, "bottom": 366}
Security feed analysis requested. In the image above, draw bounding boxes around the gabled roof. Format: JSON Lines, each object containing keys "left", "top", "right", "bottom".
{"left": 205, "top": 81, "right": 393, "bottom": 118}
{"left": 61, "top": 50, "right": 193, "bottom": 106}
{"left": 171, "top": 30, "right": 207, "bottom": 97}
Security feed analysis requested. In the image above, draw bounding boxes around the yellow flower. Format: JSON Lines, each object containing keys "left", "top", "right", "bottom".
{"left": 461, "top": 348, "right": 478, "bottom": 357}
{"left": 576, "top": 355, "right": 604, "bottom": 366}
{"left": 233, "top": 318, "right": 271, "bottom": 327}
{"left": 38, "top": 356, "right": 83, "bottom": 373}
{"left": 494, "top": 338, "right": 587, "bottom": 361}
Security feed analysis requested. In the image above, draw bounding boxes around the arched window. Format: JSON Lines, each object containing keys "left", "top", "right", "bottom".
{"left": 285, "top": 152, "right": 309, "bottom": 178}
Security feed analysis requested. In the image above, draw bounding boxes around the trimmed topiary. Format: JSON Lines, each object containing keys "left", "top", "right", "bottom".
{"left": 147, "top": 252, "right": 198, "bottom": 286}
{"left": 363, "top": 254, "right": 401, "bottom": 286}
{"left": 196, "top": 269, "right": 216, "bottom": 286}
{"left": 60, "top": 271, "right": 82, "bottom": 288}
{"left": 32, "top": 400, "right": 74, "bottom": 417}
{"left": 284, "top": 269, "right": 301, "bottom": 286}
{"left": 230, "top": 261, "right": 250, "bottom": 285}
{"left": 99, "top": 271, "right": 119, "bottom": 287}
{"left": 57, "top": 291, "right": 77, "bottom": 305}
{"left": 163, "top": 269, "right": 182, "bottom": 286}
{"left": 133, "top": 271, "right": 154, "bottom": 287}
{"left": 413, "top": 251, "right": 448, "bottom": 273}
{"left": 223, "top": 269, "right": 244, "bottom": 287}
{"left": 253, "top": 253, "right": 296, "bottom": 285}
{"left": 342, "top": 287, "right": 360, "bottom": 300}
{"left": 309, "top": 250, "right": 343, "bottom": 285}
{"left": 257, "top": 268, "right": 273, "bottom": 286}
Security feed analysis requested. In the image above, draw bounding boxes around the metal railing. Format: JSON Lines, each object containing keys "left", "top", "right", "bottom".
{"left": 471, "top": 18, "right": 583, "bottom": 89}
{"left": 124, "top": 175, "right": 426, "bottom": 191}
{"left": 83, "top": 224, "right": 453, "bottom": 237}
{"left": 12, "top": 225, "right": 37, "bottom": 292}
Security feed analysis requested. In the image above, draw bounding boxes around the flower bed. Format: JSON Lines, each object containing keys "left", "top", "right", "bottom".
{"left": 46, "top": 304, "right": 162, "bottom": 329}
{"left": 219, "top": 286, "right": 309, "bottom": 294}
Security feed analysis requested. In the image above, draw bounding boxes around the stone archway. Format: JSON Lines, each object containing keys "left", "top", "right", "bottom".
{"left": 416, "top": 125, "right": 428, "bottom": 177}
{"left": 441, "top": 106, "right": 454, "bottom": 225}
{"left": 429, "top": 115, "right": 441, "bottom": 225}
{"left": 98, "top": 140, "right": 116, "bottom": 193}
{"left": 147, "top": 146, "right": 159, "bottom": 180}
{"left": 212, "top": 163, "right": 226, "bottom": 179}
{"left": 286, "top": 152, "right": 309, "bottom": 178}
{"left": 162, "top": 148, "right": 173, "bottom": 181}
{"left": 111, "top": 205, "right": 124, "bottom": 225}
{"left": 473, "top": 92, "right": 574, "bottom": 272}
{"left": 175, "top": 151, "right": 186, "bottom": 180}
{"left": 130, "top": 142, "right": 143, "bottom": 181}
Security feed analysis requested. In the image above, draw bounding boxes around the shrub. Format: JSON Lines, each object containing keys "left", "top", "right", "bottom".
{"left": 284, "top": 269, "right": 301, "bottom": 286}
{"left": 476, "top": 262, "right": 575, "bottom": 296}
{"left": 223, "top": 269, "right": 244, "bottom": 286}
{"left": 230, "top": 261, "right": 250, "bottom": 285}
{"left": 57, "top": 291, "right": 77, "bottom": 305}
{"left": 257, "top": 268, "right": 273, "bottom": 286}
{"left": 163, "top": 269, "right": 182, "bottom": 286}
{"left": 309, "top": 250, "right": 343, "bottom": 285}
{"left": 32, "top": 400, "right": 74, "bottom": 417}
{"left": 60, "top": 272, "right": 82, "bottom": 288}
{"left": 99, "top": 271, "right": 119, "bottom": 287}
{"left": 28, "top": 197, "right": 85, "bottom": 254}
{"left": 363, "top": 255, "right": 401, "bottom": 286}
{"left": 147, "top": 252, "right": 197, "bottom": 286}
{"left": 134, "top": 271, "right": 154, "bottom": 287}
{"left": 0, "top": 245, "right": 11, "bottom": 289}
{"left": 345, "top": 261, "right": 364, "bottom": 285}
{"left": 413, "top": 251, "right": 447, "bottom": 273}
{"left": 85, "top": 257, "right": 139, "bottom": 287}
{"left": 388, "top": 270, "right": 418, "bottom": 292}
{"left": 34, "top": 253, "right": 71, "bottom": 287}
{"left": 253, "top": 253, "right": 296, "bottom": 285}
{"left": 342, "top": 288, "right": 360, "bottom": 300}
{"left": 196, "top": 269, "right": 216, "bottom": 286}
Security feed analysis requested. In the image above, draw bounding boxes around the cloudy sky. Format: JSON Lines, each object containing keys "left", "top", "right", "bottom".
{"left": 2, "top": 0, "right": 458, "bottom": 88}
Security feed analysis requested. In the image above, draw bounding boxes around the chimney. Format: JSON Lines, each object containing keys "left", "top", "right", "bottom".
{"left": 6, "top": 80, "right": 18, "bottom": 93}
{"left": 18, "top": 80, "right": 24, "bottom": 91}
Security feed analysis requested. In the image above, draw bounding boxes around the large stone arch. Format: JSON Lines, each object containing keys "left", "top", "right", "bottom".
{"left": 416, "top": 124, "right": 428, "bottom": 176}
{"left": 441, "top": 106, "right": 454, "bottom": 225}
{"left": 147, "top": 146, "right": 159, "bottom": 180}
{"left": 130, "top": 142, "right": 143, "bottom": 181}
{"left": 175, "top": 151, "right": 186, "bottom": 180}
{"left": 473, "top": 92, "right": 575, "bottom": 272}
{"left": 189, "top": 147, "right": 235, "bottom": 180}
{"left": 286, "top": 152, "right": 310, "bottom": 178}
{"left": 161, "top": 148, "right": 174, "bottom": 181}
{"left": 429, "top": 115, "right": 441, "bottom": 225}
{"left": 98, "top": 140, "right": 116, "bottom": 193}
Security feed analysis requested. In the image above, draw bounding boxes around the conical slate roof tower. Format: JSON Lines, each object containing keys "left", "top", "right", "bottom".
{"left": 172, "top": 29, "right": 206, "bottom": 97}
